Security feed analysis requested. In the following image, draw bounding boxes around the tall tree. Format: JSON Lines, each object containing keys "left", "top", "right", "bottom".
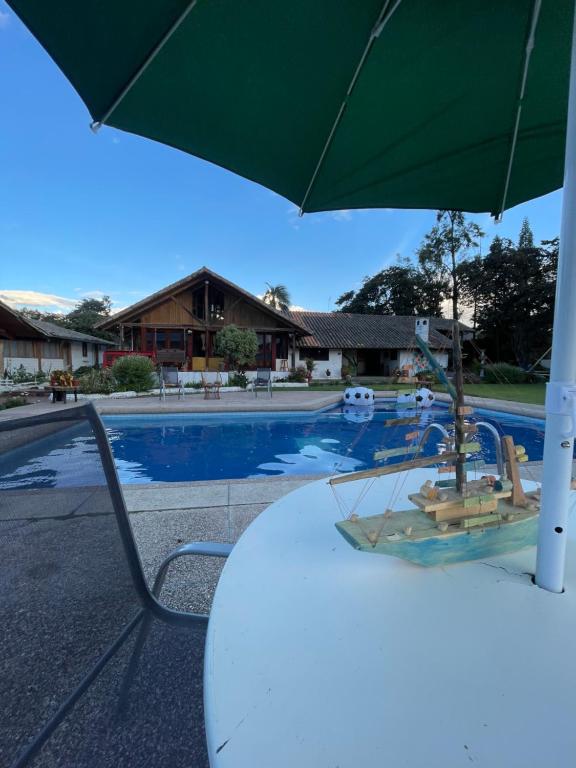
{"left": 416, "top": 210, "right": 484, "bottom": 322}
{"left": 66, "top": 297, "right": 113, "bottom": 336}
{"left": 263, "top": 283, "right": 291, "bottom": 311}
{"left": 335, "top": 260, "right": 448, "bottom": 316}
{"left": 518, "top": 217, "right": 534, "bottom": 249}
{"left": 470, "top": 233, "right": 557, "bottom": 366}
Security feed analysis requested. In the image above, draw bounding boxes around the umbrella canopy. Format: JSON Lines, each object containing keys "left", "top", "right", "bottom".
{"left": 7, "top": 0, "right": 574, "bottom": 216}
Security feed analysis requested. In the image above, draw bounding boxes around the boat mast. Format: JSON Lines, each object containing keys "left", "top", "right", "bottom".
{"left": 452, "top": 318, "right": 467, "bottom": 494}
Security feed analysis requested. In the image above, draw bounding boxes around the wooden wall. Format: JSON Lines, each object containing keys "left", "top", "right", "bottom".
{"left": 136, "top": 284, "right": 288, "bottom": 329}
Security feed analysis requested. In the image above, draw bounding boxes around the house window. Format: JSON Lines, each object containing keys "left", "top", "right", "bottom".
{"left": 169, "top": 330, "right": 184, "bottom": 349}
{"left": 82, "top": 342, "right": 88, "bottom": 357}
{"left": 299, "top": 347, "right": 329, "bottom": 362}
{"left": 39, "top": 341, "right": 61, "bottom": 358}
{"left": 191, "top": 284, "right": 225, "bottom": 322}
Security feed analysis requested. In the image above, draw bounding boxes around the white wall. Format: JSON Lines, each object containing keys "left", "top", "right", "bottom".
{"left": 297, "top": 349, "right": 342, "bottom": 380}
{"left": 70, "top": 342, "right": 103, "bottom": 370}
{"left": 398, "top": 349, "right": 448, "bottom": 375}
{"left": 3, "top": 357, "right": 65, "bottom": 375}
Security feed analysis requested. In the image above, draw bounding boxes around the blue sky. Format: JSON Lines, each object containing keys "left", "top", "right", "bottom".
{"left": 0, "top": 3, "right": 563, "bottom": 315}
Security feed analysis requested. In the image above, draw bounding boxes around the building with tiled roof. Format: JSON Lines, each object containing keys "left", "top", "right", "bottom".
{"left": 0, "top": 300, "right": 114, "bottom": 377}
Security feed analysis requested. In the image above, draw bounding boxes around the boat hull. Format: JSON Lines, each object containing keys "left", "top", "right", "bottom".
{"left": 335, "top": 509, "right": 538, "bottom": 567}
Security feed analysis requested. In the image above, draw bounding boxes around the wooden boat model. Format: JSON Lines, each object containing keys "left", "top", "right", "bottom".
{"left": 332, "top": 322, "right": 541, "bottom": 566}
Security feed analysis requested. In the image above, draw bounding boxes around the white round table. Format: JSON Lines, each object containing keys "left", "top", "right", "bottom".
{"left": 204, "top": 470, "right": 576, "bottom": 767}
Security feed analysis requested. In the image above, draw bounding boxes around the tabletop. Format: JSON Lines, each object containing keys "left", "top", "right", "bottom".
{"left": 204, "top": 469, "right": 576, "bottom": 768}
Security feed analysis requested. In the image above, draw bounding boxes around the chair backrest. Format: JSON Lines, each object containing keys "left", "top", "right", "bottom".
{"left": 160, "top": 365, "right": 179, "bottom": 386}
{"left": 201, "top": 371, "right": 221, "bottom": 385}
{"left": 156, "top": 349, "right": 186, "bottom": 365}
{"left": 0, "top": 404, "right": 202, "bottom": 767}
{"left": 256, "top": 368, "right": 271, "bottom": 382}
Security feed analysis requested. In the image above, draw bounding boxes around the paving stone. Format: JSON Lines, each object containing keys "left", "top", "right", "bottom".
{"left": 229, "top": 503, "right": 268, "bottom": 542}
{"left": 124, "top": 483, "right": 227, "bottom": 511}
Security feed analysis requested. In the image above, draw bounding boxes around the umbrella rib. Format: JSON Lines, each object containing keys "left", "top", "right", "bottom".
{"left": 298, "top": 0, "right": 403, "bottom": 216}
{"left": 495, "top": 0, "right": 542, "bottom": 220}
{"left": 90, "top": 0, "right": 199, "bottom": 132}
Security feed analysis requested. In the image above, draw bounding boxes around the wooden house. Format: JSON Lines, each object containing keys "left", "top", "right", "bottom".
{"left": 97, "top": 267, "right": 308, "bottom": 372}
{"left": 0, "top": 300, "right": 114, "bottom": 376}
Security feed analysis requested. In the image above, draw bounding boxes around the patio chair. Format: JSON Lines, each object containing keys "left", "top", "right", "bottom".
{"left": 0, "top": 404, "right": 231, "bottom": 768}
{"left": 253, "top": 367, "right": 272, "bottom": 398}
{"left": 159, "top": 364, "right": 184, "bottom": 400}
{"left": 201, "top": 370, "right": 222, "bottom": 400}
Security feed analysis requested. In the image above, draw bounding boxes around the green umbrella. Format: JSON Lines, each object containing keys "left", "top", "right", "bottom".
{"left": 6, "top": 0, "right": 574, "bottom": 216}
{"left": 7, "top": 0, "right": 576, "bottom": 593}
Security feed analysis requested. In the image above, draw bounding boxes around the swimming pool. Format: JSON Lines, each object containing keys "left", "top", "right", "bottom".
{"left": 0, "top": 404, "right": 546, "bottom": 489}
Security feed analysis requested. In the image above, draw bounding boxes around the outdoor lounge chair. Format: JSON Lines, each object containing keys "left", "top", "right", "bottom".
{"left": 253, "top": 367, "right": 272, "bottom": 398}
{"left": 201, "top": 371, "right": 222, "bottom": 400}
{"left": 0, "top": 404, "right": 231, "bottom": 768}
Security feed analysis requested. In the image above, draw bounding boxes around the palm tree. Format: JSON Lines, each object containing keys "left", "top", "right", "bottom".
{"left": 262, "top": 283, "right": 291, "bottom": 312}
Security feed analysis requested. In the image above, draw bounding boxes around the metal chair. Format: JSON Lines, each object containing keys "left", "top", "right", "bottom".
{"left": 253, "top": 368, "right": 272, "bottom": 398}
{"left": 200, "top": 371, "right": 222, "bottom": 400}
{"left": 0, "top": 404, "right": 231, "bottom": 767}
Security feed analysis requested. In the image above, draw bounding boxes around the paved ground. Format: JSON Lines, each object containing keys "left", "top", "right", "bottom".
{"left": 127, "top": 475, "right": 326, "bottom": 614}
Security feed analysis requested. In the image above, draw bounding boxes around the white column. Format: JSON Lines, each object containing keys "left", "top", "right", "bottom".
{"left": 535, "top": 4, "right": 576, "bottom": 593}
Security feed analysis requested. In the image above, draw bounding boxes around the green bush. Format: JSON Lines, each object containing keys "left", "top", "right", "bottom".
{"left": 74, "top": 365, "right": 95, "bottom": 377}
{"left": 484, "top": 362, "right": 527, "bottom": 384}
{"left": 228, "top": 372, "right": 249, "bottom": 389}
{"left": 214, "top": 325, "right": 258, "bottom": 372}
{"left": 287, "top": 365, "right": 308, "bottom": 383}
{"left": 78, "top": 368, "right": 117, "bottom": 394}
{"left": 0, "top": 396, "right": 27, "bottom": 411}
{"left": 183, "top": 381, "right": 203, "bottom": 389}
{"left": 111, "top": 356, "right": 155, "bottom": 392}
{"left": 9, "top": 365, "right": 36, "bottom": 384}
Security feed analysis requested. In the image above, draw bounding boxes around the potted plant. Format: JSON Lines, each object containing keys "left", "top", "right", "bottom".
{"left": 304, "top": 357, "right": 315, "bottom": 382}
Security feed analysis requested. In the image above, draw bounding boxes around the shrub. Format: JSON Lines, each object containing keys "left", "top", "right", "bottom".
{"left": 184, "top": 381, "right": 203, "bottom": 389}
{"left": 228, "top": 371, "right": 249, "bottom": 389}
{"left": 483, "top": 362, "right": 527, "bottom": 384}
{"left": 214, "top": 325, "right": 258, "bottom": 372}
{"left": 74, "top": 365, "right": 94, "bottom": 378}
{"left": 111, "top": 355, "right": 155, "bottom": 392}
{"left": 287, "top": 365, "right": 308, "bottom": 383}
{"left": 0, "top": 396, "right": 27, "bottom": 411}
{"left": 10, "top": 365, "right": 36, "bottom": 384}
{"left": 78, "top": 368, "right": 117, "bottom": 394}
{"left": 304, "top": 358, "right": 315, "bottom": 375}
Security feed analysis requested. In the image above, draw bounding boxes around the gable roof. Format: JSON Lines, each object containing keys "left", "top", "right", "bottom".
{"left": 0, "top": 301, "right": 114, "bottom": 345}
{"left": 0, "top": 300, "right": 45, "bottom": 339}
{"left": 28, "top": 319, "right": 115, "bottom": 345}
{"left": 97, "top": 266, "right": 308, "bottom": 333}
{"left": 283, "top": 312, "right": 458, "bottom": 350}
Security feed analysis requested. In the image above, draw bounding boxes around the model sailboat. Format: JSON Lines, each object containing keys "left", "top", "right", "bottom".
{"left": 333, "top": 319, "right": 541, "bottom": 566}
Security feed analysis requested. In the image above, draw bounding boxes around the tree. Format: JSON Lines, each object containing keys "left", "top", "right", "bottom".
{"left": 20, "top": 308, "right": 68, "bottom": 326}
{"left": 417, "top": 211, "right": 484, "bottom": 322}
{"left": 214, "top": 325, "right": 258, "bottom": 372}
{"left": 335, "top": 260, "right": 448, "bottom": 316}
{"left": 66, "top": 297, "right": 113, "bottom": 336}
{"left": 518, "top": 218, "right": 534, "bottom": 249}
{"left": 466, "top": 231, "right": 558, "bottom": 366}
{"left": 263, "top": 283, "right": 291, "bottom": 311}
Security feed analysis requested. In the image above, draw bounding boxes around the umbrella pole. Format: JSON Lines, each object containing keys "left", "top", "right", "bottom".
{"left": 535, "top": 4, "right": 576, "bottom": 593}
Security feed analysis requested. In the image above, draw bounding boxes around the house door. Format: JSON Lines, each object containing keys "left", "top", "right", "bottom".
{"left": 256, "top": 333, "right": 274, "bottom": 369}
{"left": 62, "top": 342, "right": 72, "bottom": 370}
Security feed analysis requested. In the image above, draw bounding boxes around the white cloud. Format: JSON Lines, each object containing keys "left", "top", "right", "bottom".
{"left": 0, "top": 290, "right": 77, "bottom": 312}
{"left": 0, "top": 10, "right": 10, "bottom": 29}
{"left": 288, "top": 305, "right": 309, "bottom": 312}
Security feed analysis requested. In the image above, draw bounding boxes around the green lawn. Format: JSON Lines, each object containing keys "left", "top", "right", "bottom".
{"left": 283, "top": 382, "right": 545, "bottom": 405}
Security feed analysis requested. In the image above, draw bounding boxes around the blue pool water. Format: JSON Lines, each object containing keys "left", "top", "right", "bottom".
{"left": 0, "top": 404, "right": 546, "bottom": 489}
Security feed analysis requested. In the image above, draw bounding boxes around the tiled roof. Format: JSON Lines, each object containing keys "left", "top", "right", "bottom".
{"left": 282, "top": 312, "right": 456, "bottom": 350}
{"left": 29, "top": 320, "right": 115, "bottom": 345}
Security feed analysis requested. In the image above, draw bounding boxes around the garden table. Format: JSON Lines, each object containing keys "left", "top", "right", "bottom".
{"left": 204, "top": 470, "right": 576, "bottom": 768}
